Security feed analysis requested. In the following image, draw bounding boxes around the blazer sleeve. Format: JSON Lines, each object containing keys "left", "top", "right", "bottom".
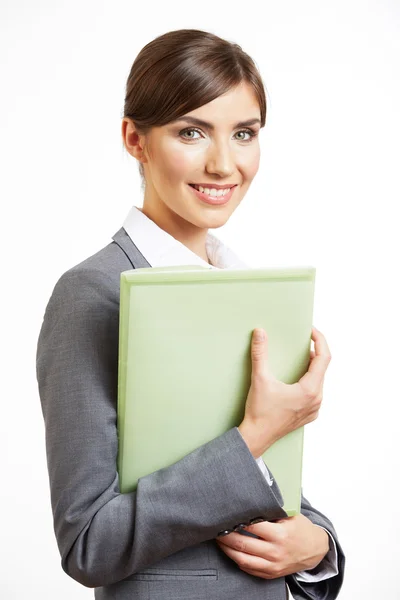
{"left": 286, "top": 492, "right": 346, "bottom": 599}
{"left": 36, "top": 266, "right": 288, "bottom": 589}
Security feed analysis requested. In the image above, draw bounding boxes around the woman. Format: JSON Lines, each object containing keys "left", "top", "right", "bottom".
{"left": 36, "top": 29, "right": 345, "bottom": 600}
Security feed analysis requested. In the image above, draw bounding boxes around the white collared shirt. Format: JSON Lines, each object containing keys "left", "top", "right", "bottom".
{"left": 122, "top": 205, "right": 339, "bottom": 583}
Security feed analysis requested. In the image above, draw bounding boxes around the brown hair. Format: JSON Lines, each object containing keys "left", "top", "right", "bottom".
{"left": 122, "top": 29, "right": 267, "bottom": 186}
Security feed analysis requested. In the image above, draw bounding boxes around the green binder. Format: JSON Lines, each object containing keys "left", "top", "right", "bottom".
{"left": 117, "top": 265, "right": 316, "bottom": 516}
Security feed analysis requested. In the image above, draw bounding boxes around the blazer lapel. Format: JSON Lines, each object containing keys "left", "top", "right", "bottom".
{"left": 112, "top": 227, "right": 152, "bottom": 269}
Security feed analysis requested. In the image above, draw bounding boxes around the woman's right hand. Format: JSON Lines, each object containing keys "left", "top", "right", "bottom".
{"left": 238, "top": 326, "right": 332, "bottom": 458}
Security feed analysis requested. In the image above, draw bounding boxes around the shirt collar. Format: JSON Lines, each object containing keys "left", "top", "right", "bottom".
{"left": 122, "top": 205, "right": 248, "bottom": 270}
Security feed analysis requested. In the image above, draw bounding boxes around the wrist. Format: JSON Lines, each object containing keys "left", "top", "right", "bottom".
{"left": 238, "top": 421, "right": 274, "bottom": 458}
{"left": 314, "top": 525, "right": 330, "bottom": 558}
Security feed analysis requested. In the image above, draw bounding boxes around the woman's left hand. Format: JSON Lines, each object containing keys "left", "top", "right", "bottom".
{"left": 215, "top": 514, "right": 329, "bottom": 579}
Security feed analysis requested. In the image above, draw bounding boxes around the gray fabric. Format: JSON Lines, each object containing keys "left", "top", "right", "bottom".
{"left": 36, "top": 227, "right": 345, "bottom": 599}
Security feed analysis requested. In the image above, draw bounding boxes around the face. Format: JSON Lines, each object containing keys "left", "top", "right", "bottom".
{"left": 123, "top": 81, "right": 261, "bottom": 235}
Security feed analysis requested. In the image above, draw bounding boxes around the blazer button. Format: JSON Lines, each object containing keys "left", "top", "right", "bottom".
{"left": 249, "top": 516, "right": 266, "bottom": 525}
{"left": 233, "top": 523, "right": 247, "bottom": 531}
{"left": 217, "top": 528, "right": 234, "bottom": 537}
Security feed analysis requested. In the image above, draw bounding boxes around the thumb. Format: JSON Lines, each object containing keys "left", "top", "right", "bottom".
{"left": 251, "top": 328, "right": 266, "bottom": 367}
{"left": 251, "top": 328, "right": 275, "bottom": 380}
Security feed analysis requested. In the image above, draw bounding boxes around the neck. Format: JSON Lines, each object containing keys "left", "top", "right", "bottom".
{"left": 139, "top": 201, "right": 210, "bottom": 264}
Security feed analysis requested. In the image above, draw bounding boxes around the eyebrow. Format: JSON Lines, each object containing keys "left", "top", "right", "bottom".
{"left": 171, "top": 116, "right": 261, "bottom": 129}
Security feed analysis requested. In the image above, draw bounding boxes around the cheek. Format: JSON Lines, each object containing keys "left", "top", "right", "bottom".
{"left": 158, "top": 145, "right": 199, "bottom": 186}
{"left": 243, "top": 147, "right": 260, "bottom": 181}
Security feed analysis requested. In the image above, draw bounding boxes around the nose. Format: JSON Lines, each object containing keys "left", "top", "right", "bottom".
{"left": 205, "top": 139, "right": 235, "bottom": 178}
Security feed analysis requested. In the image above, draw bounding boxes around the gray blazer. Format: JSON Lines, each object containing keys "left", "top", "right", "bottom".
{"left": 36, "top": 227, "right": 345, "bottom": 600}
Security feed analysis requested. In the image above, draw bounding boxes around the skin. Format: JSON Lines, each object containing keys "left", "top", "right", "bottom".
{"left": 216, "top": 514, "right": 329, "bottom": 579}
{"left": 121, "top": 81, "right": 260, "bottom": 262}
{"left": 238, "top": 326, "right": 331, "bottom": 457}
{"left": 121, "top": 81, "right": 330, "bottom": 578}
{"left": 218, "top": 326, "right": 331, "bottom": 578}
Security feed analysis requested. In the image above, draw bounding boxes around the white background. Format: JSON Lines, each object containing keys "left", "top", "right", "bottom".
{"left": 1, "top": 1, "right": 399, "bottom": 598}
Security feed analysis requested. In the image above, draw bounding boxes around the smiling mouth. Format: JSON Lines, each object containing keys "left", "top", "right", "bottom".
{"left": 188, "top": 183, "right": 236, "bottom": 197}
{"left": 188, "top": 183, "right": 236, "bottom": 205}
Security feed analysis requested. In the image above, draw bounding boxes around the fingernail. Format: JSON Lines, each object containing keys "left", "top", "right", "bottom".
{"left": 254, "top": 329, "right": 265, "bottom": 341}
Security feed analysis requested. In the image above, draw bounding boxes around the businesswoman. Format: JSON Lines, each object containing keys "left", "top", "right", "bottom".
{"left": 36, "top": 29, "right": 345, "bottom": 600}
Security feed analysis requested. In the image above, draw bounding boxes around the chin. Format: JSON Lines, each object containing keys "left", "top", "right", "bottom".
{"left": 194, "top": 207, "right": 234, "bottom": 229}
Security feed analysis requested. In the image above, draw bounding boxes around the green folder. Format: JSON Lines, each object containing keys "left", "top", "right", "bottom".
{"left": 117, "top": 265, "right": 316, "bottom": 516}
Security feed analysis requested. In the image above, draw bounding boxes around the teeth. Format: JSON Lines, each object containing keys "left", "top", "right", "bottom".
{"left": 194, "top": 184, "right": 232, "bottom": 197}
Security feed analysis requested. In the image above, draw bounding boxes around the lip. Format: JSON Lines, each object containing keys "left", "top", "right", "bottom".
{"left": 188, "top": 183, "right": 236, "bottom": 206}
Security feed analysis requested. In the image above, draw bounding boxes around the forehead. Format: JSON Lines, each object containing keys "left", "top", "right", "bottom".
{"left": 177, "top": 82, "right": 261, "bottom": 127}
{"left": 161, "top": 83, "right": 261, "bottom": 130}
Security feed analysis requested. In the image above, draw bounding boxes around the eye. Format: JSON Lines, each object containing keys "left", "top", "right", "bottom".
{"left": 178, "top": 127, "right": 258, "bottom": 142}
{"left": 235, "top": 129, "right": 257, "bottom": 142}
{"left": 179, "top": 127, "right": 202, "bottom": 140}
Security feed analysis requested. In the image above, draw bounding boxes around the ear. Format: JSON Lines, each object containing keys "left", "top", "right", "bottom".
{"left": 121, "top": 118, "right": 148, "bottom": 164}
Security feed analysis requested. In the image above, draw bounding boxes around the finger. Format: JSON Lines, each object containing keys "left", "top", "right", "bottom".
{"left": 251, "top": 329, "right": 266, "bottom": 365}
{"left": 238, "top": 567, "right": 273, "bottom": 580}
{"left": 240, "top": 565, "right": 292, "bottom": 580}
{"left": 251, "top": 329, "right": 275, "bottom": 381}
{"left": 216, "top": 542, "right": 276, "bottom": 574}
{"left": 311, "top": 327, "right": 332, "bottom": 365}
{"left": 245, "top": 517, "right": 284, "bottom": 544}
{"left": 216, "top": 531, "right": 274, "bottom": 557}
{"left": 299, "top": 328, "right": 331, "bottom": 390}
